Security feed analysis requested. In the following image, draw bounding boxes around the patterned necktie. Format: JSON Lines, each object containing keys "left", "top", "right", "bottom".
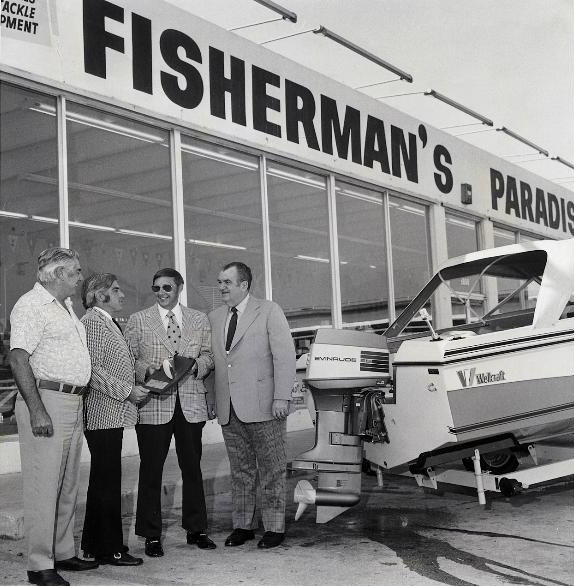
{"left": 225, "top": 307, "right": 238, "bottom": 351}
{"left": 166, "top": 311, "right": 181, "bottom": 352}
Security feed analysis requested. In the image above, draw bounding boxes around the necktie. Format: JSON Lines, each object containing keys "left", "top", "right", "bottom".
{"left": 166, "top": 311, "right": 181, "bottom": 352}
{"left": 225, "top": 307, "right": 238, "bottom": 351}
{"left": 112, "top": 317, "right": 123, "bottom": 333}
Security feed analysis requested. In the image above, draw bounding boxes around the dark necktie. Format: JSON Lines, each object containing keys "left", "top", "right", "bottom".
{"left": 112, "top": 317, "right": 123, "bottom": 333}
{"left": 225, "top": 307, "right": 238, "bottom": 351}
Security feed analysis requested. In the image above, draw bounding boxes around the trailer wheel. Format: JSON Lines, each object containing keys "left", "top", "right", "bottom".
{"left": 462, "top": 451, "right": 519, "bottom": 474}
{"left": 499, "top": 477, "right": 522, "bottom": 497}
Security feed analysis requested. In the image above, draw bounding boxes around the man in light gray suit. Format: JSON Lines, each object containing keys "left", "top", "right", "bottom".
{"left": 208, "top": 262, "right": 295, "bottom": 549}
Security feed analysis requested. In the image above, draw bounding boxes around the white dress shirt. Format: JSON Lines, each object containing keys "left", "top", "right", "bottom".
{"left": 157, "top": 303, "right": 183, "bottom": 331}
{"left": 225, "top": 294, "right": 250, "bottom": 353}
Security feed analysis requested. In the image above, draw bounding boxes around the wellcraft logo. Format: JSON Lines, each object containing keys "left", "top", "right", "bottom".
{"left": 457, "top": 368, "right": 505, "bottom": 388}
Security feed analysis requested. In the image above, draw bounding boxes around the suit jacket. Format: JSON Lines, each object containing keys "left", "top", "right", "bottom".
{"left": 81, "top": 308, "right": 137, "bottom": 430}
{"left": 208, "top": 296, "right": 296, "bottom": 424}
{"left": 124, "top": 304, "right": 214, "bottom": 425}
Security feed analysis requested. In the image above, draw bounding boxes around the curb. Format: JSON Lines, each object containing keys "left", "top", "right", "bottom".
{"left": 0, "top": 473, "right": 232, "bottom": 541}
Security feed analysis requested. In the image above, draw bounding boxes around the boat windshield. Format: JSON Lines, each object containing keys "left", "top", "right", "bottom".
{"left": 385, "top": 249, "right": 548, "bottom": 341}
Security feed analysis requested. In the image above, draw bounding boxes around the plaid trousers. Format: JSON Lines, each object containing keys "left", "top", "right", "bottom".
{"left": 222, "top": 405, "right": 287, "bottom": 533}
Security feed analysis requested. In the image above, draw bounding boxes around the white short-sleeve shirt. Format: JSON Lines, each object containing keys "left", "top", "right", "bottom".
{"left": 10, "top": 283, "right": 91, "bottom": 386}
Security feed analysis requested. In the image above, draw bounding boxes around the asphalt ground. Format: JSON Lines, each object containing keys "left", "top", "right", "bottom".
{"left": 0, "top": 427, "right": 573, "bottom": 586}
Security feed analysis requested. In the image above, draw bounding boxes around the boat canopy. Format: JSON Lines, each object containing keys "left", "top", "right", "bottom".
{"left": 385, "top": 239, "right": 574, "bottom": 337}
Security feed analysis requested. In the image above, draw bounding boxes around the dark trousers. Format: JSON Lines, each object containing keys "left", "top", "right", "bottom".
{"left": 81, "top": 427, "right": 126, "bottom": 557}
{"left": 135, "top": 398, "right": 207, "bottom": 538}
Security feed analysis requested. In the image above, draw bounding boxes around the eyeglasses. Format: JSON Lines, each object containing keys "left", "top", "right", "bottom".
{"left": 151, "top": 284, "right": 174, "bottom": 292}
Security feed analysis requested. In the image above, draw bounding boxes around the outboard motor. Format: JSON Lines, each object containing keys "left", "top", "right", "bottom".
{"left": 292, "top": 328, "right": 392, "bottom": 523}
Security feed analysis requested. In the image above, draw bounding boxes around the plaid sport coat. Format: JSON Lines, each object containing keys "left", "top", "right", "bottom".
{"left": 81, "top": 308, "right": 137, "bottom": 430}
{"left": 124, "top": 304, "right": 214, "bottom": 425}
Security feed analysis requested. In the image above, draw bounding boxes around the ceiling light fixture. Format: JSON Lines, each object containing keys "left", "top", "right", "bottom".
{"left": 118, "top": 229, "right": 172, "bottom": 240}
{"left": 188, "top": 239, "right": 246, "bottom": 250}
{"left": 296, "top": 254, "right": 330, "bottom": 263}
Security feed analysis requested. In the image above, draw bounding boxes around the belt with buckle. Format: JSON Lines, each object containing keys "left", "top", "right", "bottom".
{"left": 36, "top": 379, "right": 86, "bottom": 396}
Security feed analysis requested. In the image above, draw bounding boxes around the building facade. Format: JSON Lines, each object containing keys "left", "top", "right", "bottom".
{"left": 1, "top": 0, "right": 571, "bottom": 468}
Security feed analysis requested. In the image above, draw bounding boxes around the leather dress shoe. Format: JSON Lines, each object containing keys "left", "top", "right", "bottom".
{"left": 224, "top": 528, "right": 255, "bottom": 547}
{"left": 27, "top": 569, "right": 69, "bottom": 586}
{"left": 257, "top": 531, "right": 285, "bottom": 549}
{"left": 54, "top": 556, "right": 99, "bottom": 571}
{"left": 187, "top": 532, "right": 216, "bottom": 549}
{"left": 96, "top": 552, "right": 143, "bottom": 566}
{"left": 144, "top": 538, "right": 164, "bottom": 557}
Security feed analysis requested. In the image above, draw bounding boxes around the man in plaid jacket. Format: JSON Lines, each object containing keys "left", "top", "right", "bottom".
{"left": 80, "top": 273, "right": 145, "bottom": 567}
{"left": 125, "top": 268, "right": 215, "bottom": 557}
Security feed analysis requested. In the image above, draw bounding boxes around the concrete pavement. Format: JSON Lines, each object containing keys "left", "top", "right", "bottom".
{"left": 0, "top": 458, "right": 572, "bottom": 586}
{"left": 1, "top": 428, "right": 573, "bottom": 586}
{"left": 0, "top": 428, "right": 316, "bottom": 540}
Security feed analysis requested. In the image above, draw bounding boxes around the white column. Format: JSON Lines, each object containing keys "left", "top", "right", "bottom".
{"left": 428, "top": 204, "right": 452, "bottom": 329}
{"left": 260, "top": 157, "right": 273, "bottom": 300}
{"left": 478, "top": 218, "right": 498, "bottom": 312}
{"left": 327, "top": 174, "right": 342, "bottom": 328}
{"left": 57, "top": 96, "right": 69, "bottom": 248}
{"left": 170, "top": 130, "right": 187, "bottom": 306}
{"left": 382, "top": 191, "right": 396, "bottom": 325}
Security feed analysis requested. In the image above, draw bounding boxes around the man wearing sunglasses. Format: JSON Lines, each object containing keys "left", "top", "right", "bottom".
{"left": 125, "top": 268, "right": 215, "bottom": 558}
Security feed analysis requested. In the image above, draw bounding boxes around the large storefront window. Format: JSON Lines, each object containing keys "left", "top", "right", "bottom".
{"left": 493, "top": 226, "right": 521, "bottom": 312}
{"left": 336, "top": 182, "right": 388, "bottom": 330}
{"left": 389, "top": 197, "right": 430, "bottom": 315}
{"left": 266, "top": 163, "right": 331, "bottom": 331}
{"left": 66, "top": 104, "right": 173, "bottom": 318}
{"left": 181, "top": 138, "right": 264, "bottom": 313}
{"left": 0, "top": 83, "right": 60, "bottom": 435}
{"left": 445, "top": 212, "right": 481, "bottom": 321}
{"left": 518, "top": 233, "right": 543, "bottom": 308}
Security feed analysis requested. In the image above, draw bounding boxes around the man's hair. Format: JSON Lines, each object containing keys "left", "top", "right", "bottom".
{"left": 223, "top": 261, "right": 252, "bottom": 290}
{"left": 152, "top": 267, "right": 184, "bottom": 287}
{"left": 81, "top": 273, "right": 117, "bottom": 309}
{"left": 37, "top": 247, "right": 79, "bottom": 284}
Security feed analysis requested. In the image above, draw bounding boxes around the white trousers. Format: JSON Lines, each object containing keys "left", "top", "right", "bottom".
{"left": 16, "top": 389, "right": 83, "bottom": 571}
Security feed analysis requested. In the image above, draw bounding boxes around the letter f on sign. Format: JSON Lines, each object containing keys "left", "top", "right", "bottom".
{"left": 83, "top": 0, "right": 125, "bottom": 79}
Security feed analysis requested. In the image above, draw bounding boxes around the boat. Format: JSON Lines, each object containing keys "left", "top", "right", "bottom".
{"left": 292, "top": 239, "right": 574, "bottom": 522}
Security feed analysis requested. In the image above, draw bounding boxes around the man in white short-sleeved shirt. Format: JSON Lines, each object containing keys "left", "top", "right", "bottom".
{"left": 10, "top": 248, "right": 97, "bottom": 586}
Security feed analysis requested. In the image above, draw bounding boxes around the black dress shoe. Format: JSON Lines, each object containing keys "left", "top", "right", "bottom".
{"left": 96, "top": 552, "right": 144, "bottom": 566}
{"left": 224, "top": 528, "right": 255, "bottom": 547}
{"left": 27, "top": 569, "right": 70, "bottom": 586}
{"left": 257, "top": 531, "right": 285, "bottom": 549}
{"left": 186, "top": 532, "right": 217, "bottom": 549}
{"left": 144, "top": 538, "right": 164, "bottom": 557}
{"left": 54, "top": 556, "right": 99, "bottom": 571}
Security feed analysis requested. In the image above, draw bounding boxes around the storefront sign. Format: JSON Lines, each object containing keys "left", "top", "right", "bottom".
{"left": 1, "top": 0, "right": 572, "bottom": 237}
{"left": 0, "top": 0, "right": 51, "bottom": 45}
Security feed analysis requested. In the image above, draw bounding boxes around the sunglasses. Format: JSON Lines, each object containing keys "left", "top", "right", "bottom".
{"left": 151, "top": 284, "right": 174, "bottom": 292}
